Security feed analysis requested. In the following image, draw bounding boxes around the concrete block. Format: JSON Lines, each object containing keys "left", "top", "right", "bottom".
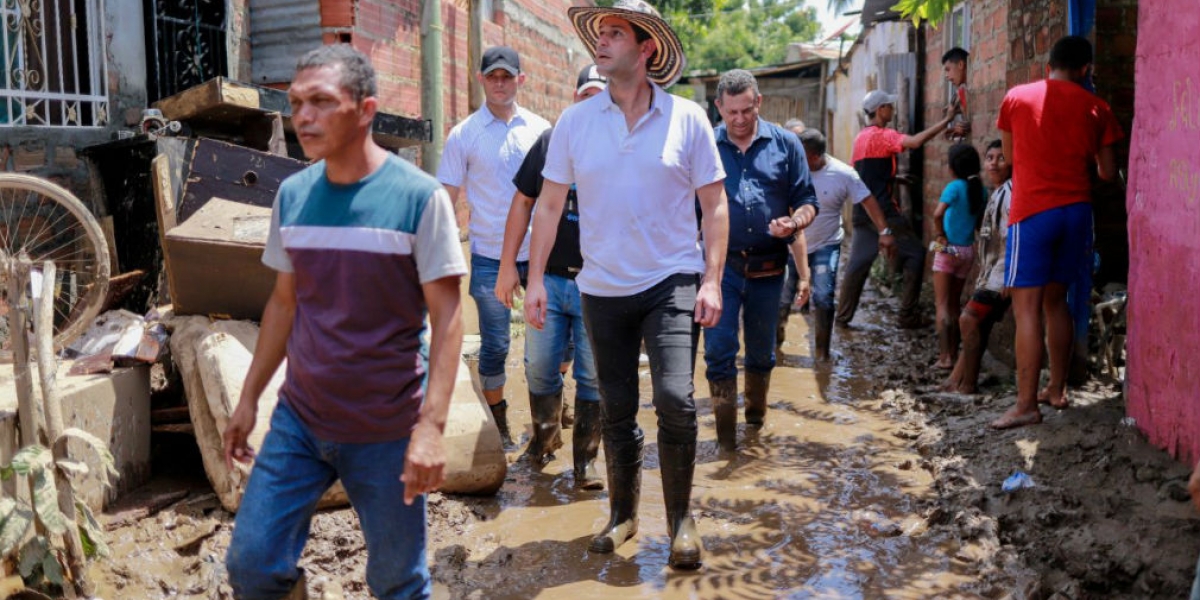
{"left": 0, "top": 363, "right": 152, "bottom": 511}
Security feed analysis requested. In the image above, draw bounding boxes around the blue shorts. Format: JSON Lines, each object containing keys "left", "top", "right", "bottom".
{"left": 1004, "top": 202, "right": 1092, "bottom": 288}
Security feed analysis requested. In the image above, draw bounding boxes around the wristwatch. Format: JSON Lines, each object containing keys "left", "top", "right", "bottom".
{"left": 880, "top": 227, "right": 893, "bottom": 236}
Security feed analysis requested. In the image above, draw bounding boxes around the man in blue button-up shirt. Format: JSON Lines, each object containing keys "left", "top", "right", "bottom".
{"left": 705, "top": 69, "right": 817, "bottom": 452}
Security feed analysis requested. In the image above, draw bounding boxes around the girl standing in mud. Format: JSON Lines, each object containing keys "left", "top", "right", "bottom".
{"left": 931, "top": 144, "right": 985, "bottom": 371}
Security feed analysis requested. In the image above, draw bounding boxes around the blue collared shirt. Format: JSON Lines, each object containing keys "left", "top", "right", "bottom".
{"left": 715, "top": 118, "right": 817, "bottom": 253}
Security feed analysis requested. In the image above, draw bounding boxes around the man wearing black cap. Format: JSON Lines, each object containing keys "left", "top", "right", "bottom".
{"left": 524, "top": 0, "right": 728, "bottom": 571}
{"left": 438, "top": 46, "right": 550, "bottom": 448}
{"left": 495, "top": 65, "right": 608, "bottom": 489}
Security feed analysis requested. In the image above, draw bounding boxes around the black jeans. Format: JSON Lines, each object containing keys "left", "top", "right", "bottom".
{"left": 837, "top": 216, "right": 926, "bottom": 325}
{"left": 581, "top": 273, "right": 700, "bottom": 448}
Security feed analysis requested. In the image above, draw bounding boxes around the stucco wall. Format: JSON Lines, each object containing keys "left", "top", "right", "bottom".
{"left": 1125, "top": 2, "right": 1200, "bottom": 461}
{"left": 827, "top": 21, "right": 912, "bottom": 163}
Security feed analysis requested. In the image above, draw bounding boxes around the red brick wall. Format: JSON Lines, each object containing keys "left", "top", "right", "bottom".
{"left": 337, "top": 0, "right": 585, "bottom": 131}
{"left": 921, "top": 0, "right": 1011, "bottom": 231}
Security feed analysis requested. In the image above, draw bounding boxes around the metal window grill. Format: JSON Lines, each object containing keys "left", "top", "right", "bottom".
{"left": 1, "top": 0, "right": 109, "bottom": 127}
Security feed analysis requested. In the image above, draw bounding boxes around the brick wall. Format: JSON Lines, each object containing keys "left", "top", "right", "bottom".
{"left": 344, "top": 0, "right": 587, "bottom": 129}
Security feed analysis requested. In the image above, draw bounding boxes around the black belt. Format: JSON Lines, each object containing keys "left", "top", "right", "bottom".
{"left": 545, "top": 265, "right": 581, "bottom": 279}
{"left": 727, "top": 249, "right": 788, "bottom": 278}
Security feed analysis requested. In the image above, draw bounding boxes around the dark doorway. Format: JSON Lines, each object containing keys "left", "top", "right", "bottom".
{"left": 144, "top": 0, "right": 229, "bottom": 103}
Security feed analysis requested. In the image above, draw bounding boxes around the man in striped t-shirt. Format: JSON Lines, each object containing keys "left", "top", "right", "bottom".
{"left": 224, "top": 45, "right": 466, "bottom": 599}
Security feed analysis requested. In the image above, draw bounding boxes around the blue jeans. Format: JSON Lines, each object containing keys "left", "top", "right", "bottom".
{"left": 704, "top": 264, "right": 785, "bottom": 382}
{"left": 524, "top": 273, "right": 599, "bottom": 401}
{"left": 227, "top": 403, "right": 430, "bottom": 600}
{"left": 780, "top": 245, "right": 841, "bottom": 311}
{"left": 469, "top": 254, "right": 527, "bottom": 391}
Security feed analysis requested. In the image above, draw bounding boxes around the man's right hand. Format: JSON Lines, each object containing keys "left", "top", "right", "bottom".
{"left": 524, "top": 278, "right": 548, "bottom": 331}
{"left": 223, "top": 400, "right": 258, "bottom": 469}
{"left": 494, "top": 263, "right": 522, "bottom": 309}
{"left": 878, "top": 234, "right": 897, "bottom": 261}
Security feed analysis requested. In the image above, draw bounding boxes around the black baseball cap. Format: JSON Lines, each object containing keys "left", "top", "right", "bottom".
{"left": 576, "top": 64, "right": 607, "bottom": 94}
{"left": 481, "top": 46, "right": 520, "bottom": 75}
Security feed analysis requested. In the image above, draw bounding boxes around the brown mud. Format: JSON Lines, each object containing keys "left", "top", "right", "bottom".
{"left": 93, "top": 288, "right": 1199, "bottom": 599}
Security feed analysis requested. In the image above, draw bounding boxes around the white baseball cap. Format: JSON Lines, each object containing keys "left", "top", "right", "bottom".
{"left": 863, "top": 90, "right": 899, "bottom": 113}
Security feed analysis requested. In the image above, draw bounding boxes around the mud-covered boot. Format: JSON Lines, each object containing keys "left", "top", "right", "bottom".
{"left": 589, "top": 434, "right": 642, "bottom": 553}
{"left": 660, "top": 441, "right": 704, "bottom": 570}
{"left": 709, "top": 378, "right": 738, "bottom": 452}
{"left": 283, "top": 572, "right": 308, "bottom": 600}
{"left": 523, "top": 391, "right": 564, "bottom": 462}
{"left": 572, "top": 399, "right": 604, "bottom": 490}
{"left": 489, "top": 400, "right": 515, "bottom": 450}
{"left": 744, "top": 371, "right": 771, "bottom": 428}
{"left": 813, "top": 307, "right": 834, "bottom": 362}
{"left": 775, "top": 306, "right": 791, "bottom": 349}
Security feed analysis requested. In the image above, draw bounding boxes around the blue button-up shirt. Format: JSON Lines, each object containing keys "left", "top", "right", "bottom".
{"left": 715, "top": 118, "right": 817, "bottom": 254}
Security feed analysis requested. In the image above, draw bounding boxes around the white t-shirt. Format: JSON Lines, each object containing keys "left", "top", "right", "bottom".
{"left": 805, "top": 155, "right": 872, "bottom": 251}
{"left": 542, "top": 84, "right": 725, "bottom": 297}
{"left": 437, "top": 104, "right": 550, "bottom": 261}
{"left": 976, "top": 180, "right": 1012, "bottom": 293}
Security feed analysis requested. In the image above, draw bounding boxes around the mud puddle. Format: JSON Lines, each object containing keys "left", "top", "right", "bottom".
{"left": 93, "top": 284, "right": 1199, "bottom": 599}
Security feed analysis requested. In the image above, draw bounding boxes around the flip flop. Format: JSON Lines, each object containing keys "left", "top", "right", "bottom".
{"left": 989, "top": 411, "right": 1043, "bottom": 430}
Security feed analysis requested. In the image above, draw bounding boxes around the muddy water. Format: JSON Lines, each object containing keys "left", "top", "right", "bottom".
{"left": 434, "top": 313, "right": 982, "bottom": 599}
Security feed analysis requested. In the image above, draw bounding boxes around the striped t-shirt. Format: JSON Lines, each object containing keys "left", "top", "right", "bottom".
{"left": 263, "top": 154, "right": 467, "bottom": 443}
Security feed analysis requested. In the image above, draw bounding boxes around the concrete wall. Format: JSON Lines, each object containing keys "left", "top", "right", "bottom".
{"left": 0, "top": 0, "right": 148, "bottom": 210}
{"left": 1125, "top": 2, "right": 1200, "bottom": 461}
{"left": 827, "top": 21, "right": 913, "bottom": 163}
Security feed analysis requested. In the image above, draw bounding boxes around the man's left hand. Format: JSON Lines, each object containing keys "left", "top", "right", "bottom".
{"left": 794, "top": 279, "right": 811, "bottom": 309}
{"left": 695, "top": 279, "right": 722, "bottom": 328}
{"left": 768, "top": 217, "right": 798, "bottom": 239}
{"left": 401, "top": 420, "right": 447, "bottom": 505}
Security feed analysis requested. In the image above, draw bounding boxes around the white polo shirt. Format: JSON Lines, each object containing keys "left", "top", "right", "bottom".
{"left": 438, "top": 103, "right": 550, "bottom": 261}
{"left": 805, "top": 155, "right": 872, "bottom": 251}
{"left": 542, "top": 83, "right": 725, "bottom": 297}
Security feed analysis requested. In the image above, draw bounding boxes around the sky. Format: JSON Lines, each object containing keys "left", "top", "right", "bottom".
{"left": 809, "top": 0, "right": 864, "bottom": 40}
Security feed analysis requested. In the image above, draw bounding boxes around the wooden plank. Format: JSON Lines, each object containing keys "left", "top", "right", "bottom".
{"left": 151, "top": 406, "right": 191, "bottom": 424}
{"left": 178, "top": 138, "right": 304, "bottom": 223}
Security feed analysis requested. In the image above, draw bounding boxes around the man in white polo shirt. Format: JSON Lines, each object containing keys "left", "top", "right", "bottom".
{"left": 524, "top": 0, "right": 728, "bottom": 571}
{"left": 438, "top": 46, "right": 550, "bottom": 447}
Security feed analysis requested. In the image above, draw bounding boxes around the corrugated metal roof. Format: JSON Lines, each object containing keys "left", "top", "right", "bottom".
{"left": 251, "top": 0, "right": 323, "bottom": 84}
{"left": 861, "top": 0, "right": 903, "bottom": 26}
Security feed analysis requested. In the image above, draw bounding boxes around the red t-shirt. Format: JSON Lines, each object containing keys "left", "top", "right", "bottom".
{"left": 851, "top": 126, "right": 907, "bottom": 222}
{"left": 997, "top": 79, "right": 1124, "bottom": 224}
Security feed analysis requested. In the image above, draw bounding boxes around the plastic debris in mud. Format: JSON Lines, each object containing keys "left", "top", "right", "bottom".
{"left": 1001, "top": 471, "right": 1036, "bottom": 492}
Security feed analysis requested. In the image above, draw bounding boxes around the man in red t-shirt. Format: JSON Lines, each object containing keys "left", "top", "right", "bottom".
{"left": 990, "top": 36, "right": 1123, "bottom": 430}
{"left": 838, "top": 90, "right": 956, "bottom": 329}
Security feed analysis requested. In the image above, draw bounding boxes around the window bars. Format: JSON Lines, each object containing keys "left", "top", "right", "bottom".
{"left": 1, "top": 0, "right": 109, "bottom": 127}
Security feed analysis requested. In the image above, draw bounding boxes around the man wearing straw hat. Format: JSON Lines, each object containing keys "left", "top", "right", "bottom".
{"left": 523, "top": 0, "right": 728, "bottom": 570}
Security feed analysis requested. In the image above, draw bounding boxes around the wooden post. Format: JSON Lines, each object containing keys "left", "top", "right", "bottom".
{"left": 33, "top": 260, "right": 90, "bottom": 597}
{"left": 6, "top": 255, "right": 48, "bottom": 540}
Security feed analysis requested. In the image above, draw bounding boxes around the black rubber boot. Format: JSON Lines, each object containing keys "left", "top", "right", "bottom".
{"left": 660, "top": 441, "right": 704, "bottom": 570}
{"left": 744, "top": 371, "right": 770, "bottom": 427}
{"left": 523, "top": 391, "right": 564, "bottom": 462}
{"left": 572, "top": 400, "right": 604, "bottom": 490}
{"left": 489, "top": 400, "right": 515, "bottom": 450}
{"left": 813, "top": 307, "right": 834, "bottom": 362}
{"left": 709, "top": 378, "right": 738, "bottom": 452}
{"left": 589, "top": 433, "right": 642, "bottom": 553}
{"left": 775, "top": 306, "right": 791, "bottom": 349}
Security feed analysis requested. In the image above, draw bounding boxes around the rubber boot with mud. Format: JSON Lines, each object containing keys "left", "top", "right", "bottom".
{"left": 489, "top": 400, "right": 515, "bottom": 450}
{"left": 775, "top": 306, "right": 791, "bottom": 349}
{"left": 709, "top": 378, "right": 738, "bottom": 452}
{"left": 589, "top": 434, "right": 642, "bottom": 553}
{"left": 813, "top": 307, "right": 834, "bottom": 362}
{"left": 523, "top": 391, "right": 564, "bottom": 462}
{"left": 744, "top": 371, "right": 770, "bottom": 427}
{"left": 572, "top": 399, "right": 604, "bottom": 490}
{"left": 284, "top": 572, "right": 308, "bottom": 600}
{"left": 660, "top": 441, "right": 704, "bottom": 570}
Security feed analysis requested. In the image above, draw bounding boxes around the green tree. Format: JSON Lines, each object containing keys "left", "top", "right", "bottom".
{"left": 664, "top": 0, "right": 822, "bottom": 72}
{"left": 889, "top": 0, "right": 962, "bottom": 25}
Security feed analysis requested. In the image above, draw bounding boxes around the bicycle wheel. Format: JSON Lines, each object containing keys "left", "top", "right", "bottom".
{"left": 0, "top": 173, "right": 110, "bottom": 356}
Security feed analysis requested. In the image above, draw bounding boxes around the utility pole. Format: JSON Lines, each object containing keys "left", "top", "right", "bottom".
{"left": 421, "top": 0, "right": 445, "bottom": 175}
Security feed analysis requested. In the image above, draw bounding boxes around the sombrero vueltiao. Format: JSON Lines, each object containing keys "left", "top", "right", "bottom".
{"left": 568, "top": 0, "right": 686, "bottom": 88}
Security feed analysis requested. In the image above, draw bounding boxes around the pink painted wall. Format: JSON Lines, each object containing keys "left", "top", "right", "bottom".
{"left": 1125, "top": 2, "right": 1200, "bottom": 461}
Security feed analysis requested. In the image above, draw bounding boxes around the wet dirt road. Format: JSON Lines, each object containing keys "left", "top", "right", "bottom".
{"left": 429, "top": 311, "right": 999, "bottom": 599}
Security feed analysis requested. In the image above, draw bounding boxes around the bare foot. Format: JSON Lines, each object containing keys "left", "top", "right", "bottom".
{"left": 933, "top": 357, "right": 954, "bottom": 370}
{"left": 951, "top": 383, "right": 978, "bottom": 394}
{"left": 1037, "top": 387, "right": 1070, "bottom": 409}
{"left": 989, "top": 408, "right": 1043, "bottom": 430}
